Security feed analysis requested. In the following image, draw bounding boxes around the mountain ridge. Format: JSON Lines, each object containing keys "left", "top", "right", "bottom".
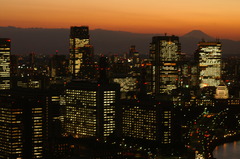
{"left": 0, "top": 26, "right": 240, "bottom": 56}
{"left": 182, "top": 30, "right": 214, "bottom": 40}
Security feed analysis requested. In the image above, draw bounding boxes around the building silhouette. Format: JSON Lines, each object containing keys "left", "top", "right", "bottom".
{"left": 0, "top": 38, "right": 11, "bottom": 89}
{"left": 121, "top": 99, "right": 173, "bottom": 145}
{"left": 49, "top": 53, "right": 68, "bottom": 78}
{"left": 69, "top": 26, "right": 94, "bottom": 79}
{"left": 63, "top": 57, "right": 120, "bottom": 141}
{"left": 150, "top": 35, "right": 181, "bottom": 95}
{"left": 195, "top": 41, "right": 222, "bottom": 88}
{"left": 63, "top": 80, "right": 120, "bottom": 141}
{"left": 0, "top": 89, "right": 48, "bottom": 159}
{"left": 78, "top": 45, "right": 95, "bottom": 80}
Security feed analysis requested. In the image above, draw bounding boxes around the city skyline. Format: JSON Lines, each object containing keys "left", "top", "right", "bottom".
{"left": 1, "top": 24, "right": 240, "bottom": 158}
{"left": 2, "top": 0, "right": 240, "bottom": 40}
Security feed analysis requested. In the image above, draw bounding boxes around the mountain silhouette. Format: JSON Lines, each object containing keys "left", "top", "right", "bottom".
{"left": 182, "top": 30, "right": 213, "bottom": 40}
{"left": 180, "top": 30, "right": 240, "bottom": 56}
{"left": 0, "top": 26, "right": 240, "bottom": 56}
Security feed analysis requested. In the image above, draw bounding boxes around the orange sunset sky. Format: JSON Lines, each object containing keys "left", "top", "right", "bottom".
{"left": 1, "top": 0, "right": 240, "bottom": 40}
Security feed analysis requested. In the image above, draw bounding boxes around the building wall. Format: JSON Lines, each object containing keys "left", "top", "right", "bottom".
{"left": 122, "top": 104, "right": 157, "bottom": 141}
{"left": 64, "top": 89, "right": 97, "bottom": 138}
{"left": 69, "top": 26, "right": 91, "bottom": 78}
{"left": 0, "top": 90, "right": 47, "bottom": 159}
{"left": 63, "top": 81, "right": 120, "bottom": 141}
{"left": 122, "top": 100, "right": 173, "bottom": 145}
{"left": 0, "top": 95, "right": 23, "bottom": 159}
{"left": 196, "top": 41, "right": 222, "bottom": 88}
{"left": 150, "top": 36, "right": 181, "bottom": 95}
{"left": 0, "top": 38, "right": 11, "bottom": 89}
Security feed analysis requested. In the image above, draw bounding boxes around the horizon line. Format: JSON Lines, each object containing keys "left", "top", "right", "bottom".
{"left": 1, "top": 26, "right": 239, "bottom": 41}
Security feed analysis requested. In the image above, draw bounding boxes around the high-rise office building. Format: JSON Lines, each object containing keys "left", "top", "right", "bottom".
{"left": 69, "top": 26, "right": 94, "bottom": 79}
{"left": 64, "top": 57, "right": 120, "bottom": 141}
{"left": 0, "top": 89, "right": 48, "bottom": 159}
{"left": 0, "top": 87, "right": 63, "bottom": 159}
{"left": 77, "top": 45, "right": 96, "bottom": 80}
{"left": 195, "top": 41, "right": 222, "bottom": 88}
{"left": 122, "top": 99, "right": 173, "bottom": 145}
{"left": 150, "top": 36, "right": 181, "bottom": 95}
{"left": 63, "top": 80, "right": 120, "bottom": 141}
{"left": 0, "top": 38, "right": 11, "bottom": 89}
{"left": 49, "top": 53, "right": 68, "bottom": 78}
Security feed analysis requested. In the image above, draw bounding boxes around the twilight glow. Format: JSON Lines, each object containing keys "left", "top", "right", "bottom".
{"left": 1, "top": 0, "right": 240, "bottom": 40}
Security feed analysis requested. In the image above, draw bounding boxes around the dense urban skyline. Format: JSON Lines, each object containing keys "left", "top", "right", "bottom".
{"left": 2, "top": 0, "right": 240, "bottom": 40}
{"left": 2, "top": 0, "right": 240, "bottom": 157}
{"left": 1, "top": 24, "right": 240, "bottom": 158}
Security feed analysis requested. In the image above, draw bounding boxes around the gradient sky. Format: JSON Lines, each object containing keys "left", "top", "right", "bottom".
{"left": 2, "top": 0, "right": 240, "bottom": 40}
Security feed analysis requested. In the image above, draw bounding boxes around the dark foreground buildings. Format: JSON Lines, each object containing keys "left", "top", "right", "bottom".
{"left": 0, "top": 89, "right": 47, "bottom": 158}
{"left": 63, "top": 80, "right": 120, "bottom": 141}
{"left": 121, "top": 98, "right": 174, "bottom": 146}
{"left": 2, "top": 27, "right": 240, "bottom": 159}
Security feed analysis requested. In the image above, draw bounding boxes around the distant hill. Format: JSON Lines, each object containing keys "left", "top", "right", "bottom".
{"left": 180, "top": 30, "right": 240, "bottom": 56}
{"left": 0, "top": 26, "right": 69, "bottom": 55}
{"left": 0, "top": 26, "right": 240, "bottom": 56}
{"left": 182, "top": 30, "right": 213, "bottom": 40}
{"left": 90, "top": 29, "right": 159, "bottom": 55}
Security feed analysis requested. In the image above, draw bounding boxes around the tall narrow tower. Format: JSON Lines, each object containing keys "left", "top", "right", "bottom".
{"left": 150, "top": 35, "right": 181, "bottom": 95}
{"left": 69, "top": 26, "right": 91, "bottom": 78}
{"left": 195, "top": 41, "right": 222, "bottom": 88}
{"left": 0, "top": 38, "right": 11, "bottom": 89}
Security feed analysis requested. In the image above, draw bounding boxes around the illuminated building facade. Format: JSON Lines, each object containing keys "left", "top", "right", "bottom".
{"left": 77, "top": 45, "right": 96, "bottom": 80}
{"left": 69, "top": 26, "right": 94, "bottom": 79}
{"left": 122, "top": 100, "right": 173, "bottom": 144}
{"left": 0, "top": 38, "right": 11, "bottom": 89}
{"left": 63, "top": 80, "right": 120, "bottom": 141}
{"left": 150, "top": 36, "right": 181, "bottom": 95}
{"left": 215, "top": 82, "right": 229, "bottom": 99}
{"left": 195, "top": 41, "right": 222, "bottom": 88}
{"left": 113, "top": 77, "right": 137, "bottom": 99}
{"left": 0, "top": 93, "right": 23, "bottom": 159}
{"left": 0, "top": 89, "right": 48, "bottom": 159}
{"left": 11, "top": 76, "right": 50, "bottom": 89}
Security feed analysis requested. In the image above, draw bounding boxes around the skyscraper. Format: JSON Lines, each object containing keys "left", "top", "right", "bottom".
{"left": 122, "top": 99, "right": 173, "bottom": 145}
{"left": 150, "top": 35, "right": 181, "bottom": 95}
{"left": 0, "top": 89, "right": 48, "bottom": 159}
{"left": 69, "top": 26, "right": 94, "bottom": 79}
{"left": 0, "top": 38, "right": 11, "bottom": 89}
{"left": 63, "top": 56, "right": 121, "bottom": 141}
{"left": 195, "top": 41, "right": 222, "bottom": 88}
{"left": 77, "top": 44, "right": 96, "bottom": 80}
{"left": 49, "top": 53, "right": 68, "bottom": 78}
{"left": 63, "top": 80, "right": 120, "bottom": 141}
